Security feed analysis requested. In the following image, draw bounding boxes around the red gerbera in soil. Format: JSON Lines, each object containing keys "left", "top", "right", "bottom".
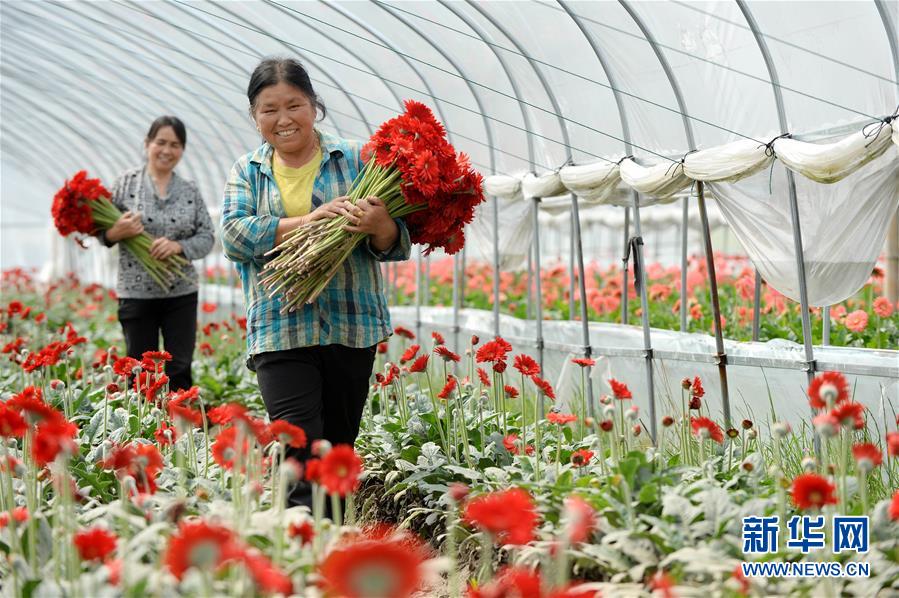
{"left": 7, "top": 386, "right": 61, "bottom": 425}
{"left": 433, "top": 345, "right": 461, "bottom": 363}
{"left": 690, "top": 416, "right": 724, "bottom": 444}
{"left": 408, "top": 353, "right": 429, "bottom": 373}
{"left": 102, "top": 442, "right": 164, "bottom": 494}
{"left": 394, "top": 326, "right": 415, "bottom": 340}
{"left": 467, "top": 567, "right": 542, "bottom": 598}
{"left": 32, "top": 418, "right": 78, "bottom": 466}
{"left": 113, "top": 356, "right": 139, "bottom": 378}
{"left": 154, "top": 421, "right": 177, "bottom": 446}
{"left": 437, "top": 376, "right": 457, "bottom": 399}
{"left": 318, "top": 444, "right": 363, "bottom": 497}
{"left": 547, "top": 412, "right": 577, "bottom": 426}
{"left": 399, "top": 344, "right": 420, "bottom": 364}
{"left": 808, "top": 371, "right": 849, "bottom": 410}
{"left": 288, "top": 520, "right": 315, "bottom": 546}
{"left": 0, "top": 402, "right": 27, "bottom": 438}
{"left": 563, "top": 496, "right": 597, "bottom": 544}
{"left": 267, "top": 420, "right": 307, "bottom": 449}
{"left": 887, "top": 431, "right": 899, "bottom": 457}
{"left": 851, "top": 442, "right": 882, "bottom": 470}
{"left": 609, "top": 378, "right": 632, "bottom": 400}
{"left": 463, "top": 487, "right": 539, "bottom": 545}
{"left": 513, "top": 354, "right": 540, "bottom": 377}
{"left": 317, "top": 527, "right": 429, "bottom": 598}
{"left": 73, "top": 527, "right": 118, "bottom": 562}
{"left": 831, "top": 401, "right": 865, "bottom": 429}
{"left": 570, "top": 449, "right": 594, "bottom": 468}
{"left": 791, "top": 473, "right": 838, "bottom": 510}
{"left": 164, "top": 520, "right": 241, "bottom": 580}
{"left": 476, "top": 338, "right": 512, "bottom": 364}
{"left": 212, "top": 426, "right": 251, "bottom": 471}
{"left": 531, "top": 375, "right": 556, "bottom": 400}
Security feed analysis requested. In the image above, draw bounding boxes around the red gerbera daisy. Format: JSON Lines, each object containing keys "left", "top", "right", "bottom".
{"left": 476, "top": 338, "right": 512, "bottom": 364}
{"left": 791, "top": 473, "right": 838, "bottom": 510}
{"left": 504, "top": 385, "right": 519, "bottom": 399}
{"left": 73, "top": 527, "right": 118, "bottom": 562}
{"left": 431, "top": 331, "right": 445, "bottom": 345}
{"left": 399, "top": 344, "right": 420, "bottom": 364}
{"left": 513, "top": 354, "right": 540, "bottom": 377}
{"left": 609, "top": 378, "right": 632, "bottom": 400}
{"left": 317, "top": 527, "right": 428, "bottom": 598}
{"left": 318, "top": 444, "right": 363, "bottom": 497}
{"left": 164, "top": 520, "right": 241, "bottom": 580}
{"left": 691, "top": 376, "right": 705, "bottom": 399}
{"left": 547, "top": 412, "right": 577, "bottom": 426}
{"left": 851, "top": 442, "right": 882, "bottom": 470}
{"left": 571, "top": 357, "right": 595, "bottom": 368}
{"left": 570, "top": 449, "right": 594, "bottom": 467}
{"left": 690, "top": 416, "right": 724, "bottom": 444}
{"left": 433, "top": 345, "right": 461, "bottom": 363}
{"left": 288, "top": 520, "right": 315, "bottom": 546}
{"left": 562, "top": 496, "right": 597, "bottom": 544}
{"left": 394, "top": 326, "right": 415, "bottom": 340}
{"left": 409, "top": 354, "right": 429, "bottom": 373}
{"left": 889, "top": 490, "right": 899, "bottom": 521}
{"left": 887, "top": 431, "right": 899, "bottom": 457}
{"left": 463, "top": 487, "right": 539, "bottom": 545}
{"left": 0, "top": 402, "right": 27, "bottom": 438}
{"left": 212, "top": 426, "right": 251, "bottom": 471}
{"left": 531, "top": 375, "right": 556, "bottom": 400}
{"left": 831, "top": 401, "right": 865, "bottom": 429}
{"left": 267, "top": 420, "right": 308, "bottom": 449}
{"left": 32, "top": 418, "right": 78, "bottom": 466}
{"left": 437, "top": 376, "right": 457, "bottom": 399}
{"left": 7, "top": 386, "right": 61, "bottom": 425}
{"left": 477, "top": 367, "right": 491, "bottom": 387}
{"left": 239, "top": 548, "right": 294, "bottom": 595}
{"left": 808, "top": 371, "right": 849, "bottom": 410}
{"left": 467, "top": 567, "right": 542, "bottom": 598}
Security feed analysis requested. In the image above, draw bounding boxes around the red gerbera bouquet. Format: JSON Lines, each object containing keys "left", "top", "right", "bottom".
{"left": 52, "top": 170, "right": 188, "bottom": 289}
{"left": 260, "top": 100, "right": 485, "bottom": 312}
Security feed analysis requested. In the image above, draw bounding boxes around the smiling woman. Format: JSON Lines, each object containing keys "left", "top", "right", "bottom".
{"left": 98, "top": 115, "right": 215, "bottom": 390}
{"left": 221, "top": 57, "right": 411, "bottom": 511}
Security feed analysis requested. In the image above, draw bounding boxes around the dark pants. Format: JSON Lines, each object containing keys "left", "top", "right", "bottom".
{"left": 253, "top": 344, "right": 376, "bottom": 508}
{"left": 118, "top": 292, "right": 198, "bottom": 391}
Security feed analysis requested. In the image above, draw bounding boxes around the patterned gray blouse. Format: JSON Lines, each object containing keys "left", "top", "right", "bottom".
{"left": 101, "top": 166, "right": 214, "bottom": 299}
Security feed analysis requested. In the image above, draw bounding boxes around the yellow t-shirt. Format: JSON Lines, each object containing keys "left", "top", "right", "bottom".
{"left": 273, "top": 148, "right": 322, "bottom": 217}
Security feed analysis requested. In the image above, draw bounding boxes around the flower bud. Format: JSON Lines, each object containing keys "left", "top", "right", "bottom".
{"left": 747, "top": 429, "right": 758, "bottom": 440}
{"left": 741, "top": 419, "right": 753, "bottom": 430}
{"left": 602, "top": 404, "right": 615, "bottom": 419}
{"left": 662, "top": 416, "right": 675, "bottom": 427}
{"left": 688, "top": 397, "right": 702, "bottom": 410}
{"left": 741, "top": 460, "right": 754, "bottom": 473}
{"left": 449, "top": 482, "right": 469, "bottom": 503}
{"left": 282, "top": 458, "right": 302, "bottom": 485}
{"left": 625, "top": 406, "right": 639, "bottom": 421}
{"left": 801, "top": 456, "right": 817, "bottom": 472}
{"left": 632, "top": 425, "right": 641, "bottom": 437}
{"left": 681, "top": 377, "right": 692, "bottom": 389}
{"left": 312, "top": 439, "right": 332, "bottom": 457}
{"left": 470, "top": 335, "right": 479, "bottom": 346}
{"left": 771, "top": 421, "right": 791, "bottom": 439}
{"left": 599, "top": 420, "right": 614, "bottom": 432}
{"left": 726, "top": 428, "right": 739, "bottom": 439}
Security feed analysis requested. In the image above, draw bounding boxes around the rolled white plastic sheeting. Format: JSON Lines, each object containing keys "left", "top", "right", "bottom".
{"left": 484, "top": 174, "right": 522, "bottom": 200}
{"left": 773, "top": 124, "right": 894, "bottom": 184}
{"left": 618, "top": 157, "right": 692, "bottom": 199}
{"left": 893, "top": 122, "right": 899, "bottom": 148}
{"left": 683, "top": 139, "right": 773, "bottom": 183}
{"left": 708, "top": 147, "right": 899, "bottom": 306}
{"left": 521, "top": 171, "right": 567, "bottom": 199}
{"left": 558, "top": 161, "right": 621, "bottom": 203}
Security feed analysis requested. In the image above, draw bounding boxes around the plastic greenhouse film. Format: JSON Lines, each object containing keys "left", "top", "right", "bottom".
{"left": 559, "top": 161, "right": 621, "bottom": 203}
{"left": 772, "top": 125, "right": 895, "bottom": 184}
{"left": 521, "top": 171, "right": 567, "bottom": 199}
{"left": 619, "top": 158, "right": 692, "bottom": 199}
{"left": 708, "top": 147, "right": 899, "bottom": 306}
{"left": 484, "top": 174, "right": 523, "bottom": 201}
{"left": 683, "top": 139, "right": 773, "bottom": 183}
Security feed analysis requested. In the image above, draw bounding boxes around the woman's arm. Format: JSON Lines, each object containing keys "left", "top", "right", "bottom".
{"left": 176, "top": 185, "right": 215, "bottom": 260}
{"left": 221, "top": 160, "right": 281, "bottom": 266}
{"left": 99, "top": 174, "right": 143, "bottom": 246}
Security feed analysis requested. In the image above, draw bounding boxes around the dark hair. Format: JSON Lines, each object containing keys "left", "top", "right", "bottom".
{"left": 146, "top": 115, "right": 186, "bottom": 146}
{"left": 247, "top": 58, "right": 326, "bottom": 121}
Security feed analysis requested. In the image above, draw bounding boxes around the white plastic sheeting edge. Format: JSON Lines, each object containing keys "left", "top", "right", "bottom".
{"left": 559, "top": 161, "right": 621, "bottom": 203}
{"left": 619, "top": 158, "right": 693, "bottom": 199}
{"left": 683, "top": 139, "right": 774, "bottom": 183}
{"left": 521, "top": 171, "right": 567, "bottom": 199}
{"left": 484, "top": 174, "right": 522, "bottom": 200}
{"left": 773, "top": 124, "right": 894, "bottom": 184}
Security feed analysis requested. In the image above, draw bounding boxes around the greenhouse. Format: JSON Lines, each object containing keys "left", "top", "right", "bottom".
{"left": 1, "top": 1, "right": 897, "bottom": 596}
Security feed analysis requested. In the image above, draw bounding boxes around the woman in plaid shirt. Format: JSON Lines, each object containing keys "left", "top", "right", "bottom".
{"left": 222, "top": 58, "right": 410, "bottom": 508}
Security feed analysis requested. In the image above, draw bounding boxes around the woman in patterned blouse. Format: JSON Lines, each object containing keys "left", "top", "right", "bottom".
{"left": 100, "top": 116, "right": 214, "bottom": 390}
{"left": 222, "top": 58, "right": 410, "bottom": 508}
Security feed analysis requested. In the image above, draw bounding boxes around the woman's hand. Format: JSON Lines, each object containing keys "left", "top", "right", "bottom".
{"left": 106, "top": 211, "right": 144, "bottom": 243}
{"left": 149, "top": 237, "right": 183, "bottom": 260}
{"left": 339, "top": 196, "right": 398, "bottom": 250}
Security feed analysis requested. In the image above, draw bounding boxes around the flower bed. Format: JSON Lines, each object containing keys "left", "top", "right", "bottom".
{"left": 0, "top": 269, "right": 897, "bottom": 596}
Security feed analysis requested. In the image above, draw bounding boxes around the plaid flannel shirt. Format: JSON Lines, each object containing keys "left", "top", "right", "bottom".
{"left": 221, "top": 130, "right": 410, "bottom": 358}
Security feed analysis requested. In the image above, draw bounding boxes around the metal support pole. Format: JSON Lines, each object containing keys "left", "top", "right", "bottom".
{"left": 752, "top": 270, "right": 762, "bottom": 341}
{"left": 697, "top": 182, "right": 732, "bottom": 427}
{"left": 569, "top": 211, "right": 577, "bottom": 319}
{"left": 823, "top": 306, "right": 831, "bottom": 346}
{"left": 680, "top": 197, "right": 689, "bottom": 331}
{"left": 492, "top": 195, "right": 501, "bottom": 337}
{"left": 526, "top": 249, "right": 533, "bottom": 320}
{"left": 532, "top": 196, "right": 545, "bottom": 375}
{"left": 571, "top": 193, "right": 596, "bottom": 418}
{"left": 415, "top": 248, "right": 423, "bottom": 341}
{"left": 452, "top": 252, "right": 461, "bottom": 353}
{"left": 621, "top": 207, "right": 631, "bottom": 325}
{"left": 424, "top": 254, "right": 431, "bottom": 307}
{"left": 632, "top": 194, "right": 657, "bottom": 441}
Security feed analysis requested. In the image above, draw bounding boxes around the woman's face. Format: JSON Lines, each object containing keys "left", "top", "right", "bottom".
{"left": 145, "top": 125, "right": 184, "bottom": 174}
{"left": 253, "top": 81, "right": 317, "bottom": 158}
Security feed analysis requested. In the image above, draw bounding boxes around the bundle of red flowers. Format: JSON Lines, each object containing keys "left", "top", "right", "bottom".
{"left": 51, "top": 171, "right": 188, "bottom": 290}
{"left": 260, "top": 100, "right": 485, "bottom": 311}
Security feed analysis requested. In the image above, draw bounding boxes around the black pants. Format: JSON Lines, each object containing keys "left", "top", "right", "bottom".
{"left": 253, "top": 344, "right": 376, "bottom": 508}
{"left": 118, "top": 292, "right": 198, "bottom": 391}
